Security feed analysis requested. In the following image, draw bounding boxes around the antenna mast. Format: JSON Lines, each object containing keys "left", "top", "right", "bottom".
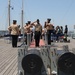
{"left": 21, "top": 0, "right": 25, "bottom": 45}
{"left": 8, "top": 0, "right": 11, "bottom": 26}
{"left": 22, "top": 0, "right": 24, "bottom": 29}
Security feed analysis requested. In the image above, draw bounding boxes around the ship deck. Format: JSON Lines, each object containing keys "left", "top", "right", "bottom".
{"left": 0, "top": 37, "right": 75, "bottom": 75}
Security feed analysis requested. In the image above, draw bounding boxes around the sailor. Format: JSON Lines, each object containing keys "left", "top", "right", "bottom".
{"left": 32, "top": 19, "right": 42, "bottom": 47}
{"left": 30, "top": 23, "right": 34, "bottom": 42}
{"left": 18, "top": 25, "right": 21, "bottom": 35}
{"left": 24, "top": 21, "right": 31, "bottom": 44}
{"left": 8, "top": 20, "right": 19, "bottom": 47}
{"left": 45, "top": 18, "right": 54, "bottom": 45}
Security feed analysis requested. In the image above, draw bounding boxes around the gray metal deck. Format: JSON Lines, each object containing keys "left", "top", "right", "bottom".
{"left": 0, "top": 37, "right": 75, "bottom": 75}
{"left": 0, "top": 38, "right": 19, "bottom": 75}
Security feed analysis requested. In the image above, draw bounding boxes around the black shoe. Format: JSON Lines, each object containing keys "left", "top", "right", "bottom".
{"left": 12, "top": 45, "right": 17, "bottom": 47}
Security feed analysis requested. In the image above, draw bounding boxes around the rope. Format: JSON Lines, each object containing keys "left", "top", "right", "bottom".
{"left": 59, "top": 0, "right": 75, "bottom": 25}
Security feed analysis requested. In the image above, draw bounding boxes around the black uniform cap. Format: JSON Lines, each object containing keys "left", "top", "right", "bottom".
{"left": 13, "top": 20, "right": 17, "bottom": 24}
{"left": 47, "top": 18, "right": 51, "bottom": 21}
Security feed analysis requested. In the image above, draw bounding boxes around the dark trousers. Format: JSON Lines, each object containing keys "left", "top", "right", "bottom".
{"left": 24, "top": 33, "right": 32, "bottom": 45}
{"left": 35, "top": 31, "right": 41, "bottom": 47}
{"left": 47, "top": 30, "right": 53, "bottom": 45}
{"left": 56, "top": 33, "right": 60, "bottom": 41}
{"left": 11, "top": 35, "right": 18, "bottom": 47}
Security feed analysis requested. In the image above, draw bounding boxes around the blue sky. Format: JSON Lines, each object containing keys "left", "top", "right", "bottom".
{"left": 0, "top": 0, "right": 75, "bottom": 31}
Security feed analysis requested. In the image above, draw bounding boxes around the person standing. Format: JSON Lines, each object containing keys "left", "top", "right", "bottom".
{"left": 64, "top": 25, "right": 68, "bottom": 41}
{"left": 45, "top": 18, "right": 54, "bottom": 45}
{"left": 64, "top": 25, "right": 68, "bottom": 35}
{"left": 60, "top": 26, "right": 63, "bottom": 34}
{"left": 8, "top": 20, "right": 19, "bottom": 47}
{"left": 18, "top": 25, "right": 21, "bottom": 35}
{"left": 32, "top": 19, "right": 42, "bottom": 47}
{"left": 24, "top": 21, "right": 31, "bottom": 45}
{"left": 18, "top": 25, "right": 21, "bottom": 42}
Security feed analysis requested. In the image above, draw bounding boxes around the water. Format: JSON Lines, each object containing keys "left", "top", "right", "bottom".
{"left": 0, "top": 30, "right": 9, "bottom": 36}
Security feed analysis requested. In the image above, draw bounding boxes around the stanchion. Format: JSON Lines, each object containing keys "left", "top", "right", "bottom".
{"left": 27, "top": 33, "right": 31, "bottom": 46}
{"left": 44, "top": 32, "right": 48, "bottom": 45}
